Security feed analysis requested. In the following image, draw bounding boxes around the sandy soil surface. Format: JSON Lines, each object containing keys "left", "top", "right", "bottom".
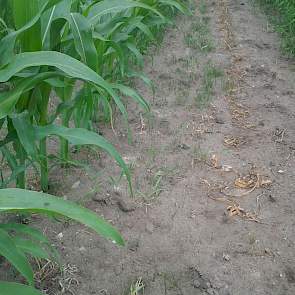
{"left": 2, "top": 0, "right": 295, "bottom": 294}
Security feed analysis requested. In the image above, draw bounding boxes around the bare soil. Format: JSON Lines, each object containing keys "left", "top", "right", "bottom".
{"left": 3, "top": 0, "right": 295, "bottom": 294}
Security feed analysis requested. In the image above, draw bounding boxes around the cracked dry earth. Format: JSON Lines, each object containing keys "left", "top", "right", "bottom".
{"left": 11, "top": 0, "right": 295, "bottom": 294}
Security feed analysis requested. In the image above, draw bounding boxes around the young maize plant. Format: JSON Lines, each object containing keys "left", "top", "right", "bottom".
{"left": 0, "top": 0, "right": 187, "bottom": 191}
{"left": 0, "top": 0, "right": 187, "bottom": 294}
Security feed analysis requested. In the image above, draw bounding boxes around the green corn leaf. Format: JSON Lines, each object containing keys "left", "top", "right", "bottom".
{"left": 0, "top": 223, "right": 49, "bottom": 244}
{"left": 0, "top": 222, "right": 59, "bottom": 260}
{"left": 41, "top": 0, "right": 71, "bottom": 50}
{"left": 159, "top": 0, "right": 189, "bottom": 14}
{"left": 0, "top": 1, "right": 49, "bottom": 67}
{"left": 0, "top": 72, "right": 58, "bottom": 119}
{"left": 0, "top": 229, "right": 34, "bottom": 285}
{"left": 0, "top": 282, "right": 42, "bottom": 295}
{"left": 0, "top": 51, "right": 105, "bottom": 84}
{"left": 33, "top": 124, "right": 133, "bottom": 195}
{"left": 126, "top": 70, "right": 154, "bottom": 90}
{"left": 12, "top": 236, "right": 51, "bottom": 260}
{"left": 133, "top": 21, "right": 155, "bottom": 40}
{"left": 87, "top": 0, "right": 164, "bottom": 25}
{"left": 113, "top": 84, "right": 150, "bottom": 112}
{"left": 66, "top": 13, "right": 98, "bottom": 71}
{"left": 12, "top": 0, "right": 42, "bottom": 52}
{"left": 0, "top": 51, "right": 124, "bottom": 120}
{"left": 11, "top": 112, "right": 37, "bottom": 159}
{"left": 125, "top": 42, "right": 144, "bottom": 66}
{"left": 0, "top": 188, "right": 125, "bottom": 246}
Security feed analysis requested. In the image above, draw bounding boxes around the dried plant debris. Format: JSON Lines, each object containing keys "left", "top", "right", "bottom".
{"left": 205, "top": 168, "right": 272, "bottom": 222}
{"left": 223, "top": 135, "right": 246, "bottom": 148}
{"left": 227, "top": 204, "right": 260, "bottom": 222}
{"left": 273, "top": 127, "right": 286, "bottom": 143}
{"left": 35, "top": 260, "right": 79, "bottom": 295}
{"left": 222, "top": 172, "right": 272, "bottom": 197}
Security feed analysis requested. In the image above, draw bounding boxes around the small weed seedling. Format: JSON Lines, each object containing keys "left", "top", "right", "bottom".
{"left": 199, "top": 0, "right": 208, "bottom": 14}
{"left": 129, "top": 278, "right": 145, "bottom": 295}
{"left": 195, "top": 62, "right": 223, "bottom": 108}
{"left": 185, "top": 17, "right": 215, "bottom": 53}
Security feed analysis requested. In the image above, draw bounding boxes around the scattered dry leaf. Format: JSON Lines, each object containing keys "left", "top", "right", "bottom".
{"left": 227, "top": 204, "right": 259, "bottom": 222}
{"left": 222, "top": 165, "right": 233, "bottom": 172}
{"left": 227, "top": 204, "right": 244, "bottom": 216}
{"left": 224, "top": 136, "right": 241, "bottom": 148}
{"left": 234, "top": 176, "right": 255, "bottom": 189}
{"left": 210, "top": 154, "right": 219, "bottom": 168}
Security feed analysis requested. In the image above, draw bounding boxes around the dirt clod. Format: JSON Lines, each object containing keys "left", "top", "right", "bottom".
{"left": 115, "top": 197, "right": 136, "bottom": 213}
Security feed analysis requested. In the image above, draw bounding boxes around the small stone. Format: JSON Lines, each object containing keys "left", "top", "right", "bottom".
{"left": 79, "top": 246, "right": 86, "bottom": 252}
{"left": 222, "top": 165, "right": 233, "bottom": 172}
{"left": 264, "top": 248, "right": 271, "bottom": 255}
{"left": 207, "top": 288, "right": 217, "bottom": 295}
{"left": 114, "top": 265, "right": 123, "bottom": 276}
{"left": 146, "top": 222, "right": 154, "bottom": 234}
{"left": 269, "top": 194, "right": 276, "bottom": 203}
{"left": 178, "top": 143, "right": 190, "bottom": 150}
{"left": 223, "top": 254, "right": 230, "bottom": 261}
{"left": 71, "top": 180, "right": 81, "bottom": 189}
{"left": 117, "top": 198, "right": 136, "bottom": 213}
{"left": 56, "top": 232, "right": 63, "bottom": 240}
{"left": 199, "top": 280, "right": 209, "bottom": 290}
{"left": 113, "top": 186, "right": 122, "bottom": 196}
{"left": 215, "top": 115, "right": 225, "bottom": 124}
{"left": 192, "top": 280, "right": 201, "bottom": 288}
{"left": 128, "top": 239, "right": 139, "bottom": 252}
{"left": 92, "top": 194, "right": 108, "bottom": 204}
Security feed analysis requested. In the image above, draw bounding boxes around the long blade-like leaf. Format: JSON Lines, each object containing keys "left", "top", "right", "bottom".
{"left": 0, "top": 72, "right": 58, "bottom": 119}
{"left": 0, "top": 229, "right": 34, "bottom": 285}
{"left": 87, "top": 0, "right": 164, "bottom": 25}
{"left": 12, "top": 236, "right": 50, "bottom": 260}
{"left": 0, "top": 51, "right": 122, "bottom": 120}
{"left": 67, "top": 13, "right": 98, "bottom": 71}
{"left": 33, "top": 124, "right": 132, "bottom": 194}
{"left": 0, "top": 282, "right": 42, "bottom": 295}
{"left": 0, "top": 189, "right": 125, "bottom": 245}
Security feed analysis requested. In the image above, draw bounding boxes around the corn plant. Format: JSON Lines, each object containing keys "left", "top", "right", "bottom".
{"left": 0, "top": 188, "right": 124, "bottom": 295}
{"left": 0, "top": 0, "right": 135, "bottom": 192}
{"left": 0, "top": 0, "right": 187, "bottom": 192}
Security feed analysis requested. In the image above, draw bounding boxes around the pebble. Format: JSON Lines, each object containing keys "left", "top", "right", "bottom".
{"left": 114, "top": 265, "right": 123, "bottom": 276}
{"left": 92, "top": 194, "right": 108, "bottom": 203}
{"left": 117, "top": 198, "right": 136, "bottom": 212}
{"left": 215, "top": 115, "right": 226, "bottom": 124}
{"left": 192, "top": 279, "right": 201, "bottom": 288}
{"left": 223, "top": 253, "right": 231, "bottom": 261}
{"left": 79, "top": 246, "right": 86, "bottom": 252}
{"left": 71, "top": 180, "right": 81, "bottom": 189}
{"left": 128, "top": 239, "right": 139, "bottom": 252}
{"left": 146, "top": 222, "right": 154, "bottom": 234}
{"left": 178, "top": 143, "right": 190, "bottom": 150}
{"left": 207, "top": 288, "right": 218, "bottom": 295}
